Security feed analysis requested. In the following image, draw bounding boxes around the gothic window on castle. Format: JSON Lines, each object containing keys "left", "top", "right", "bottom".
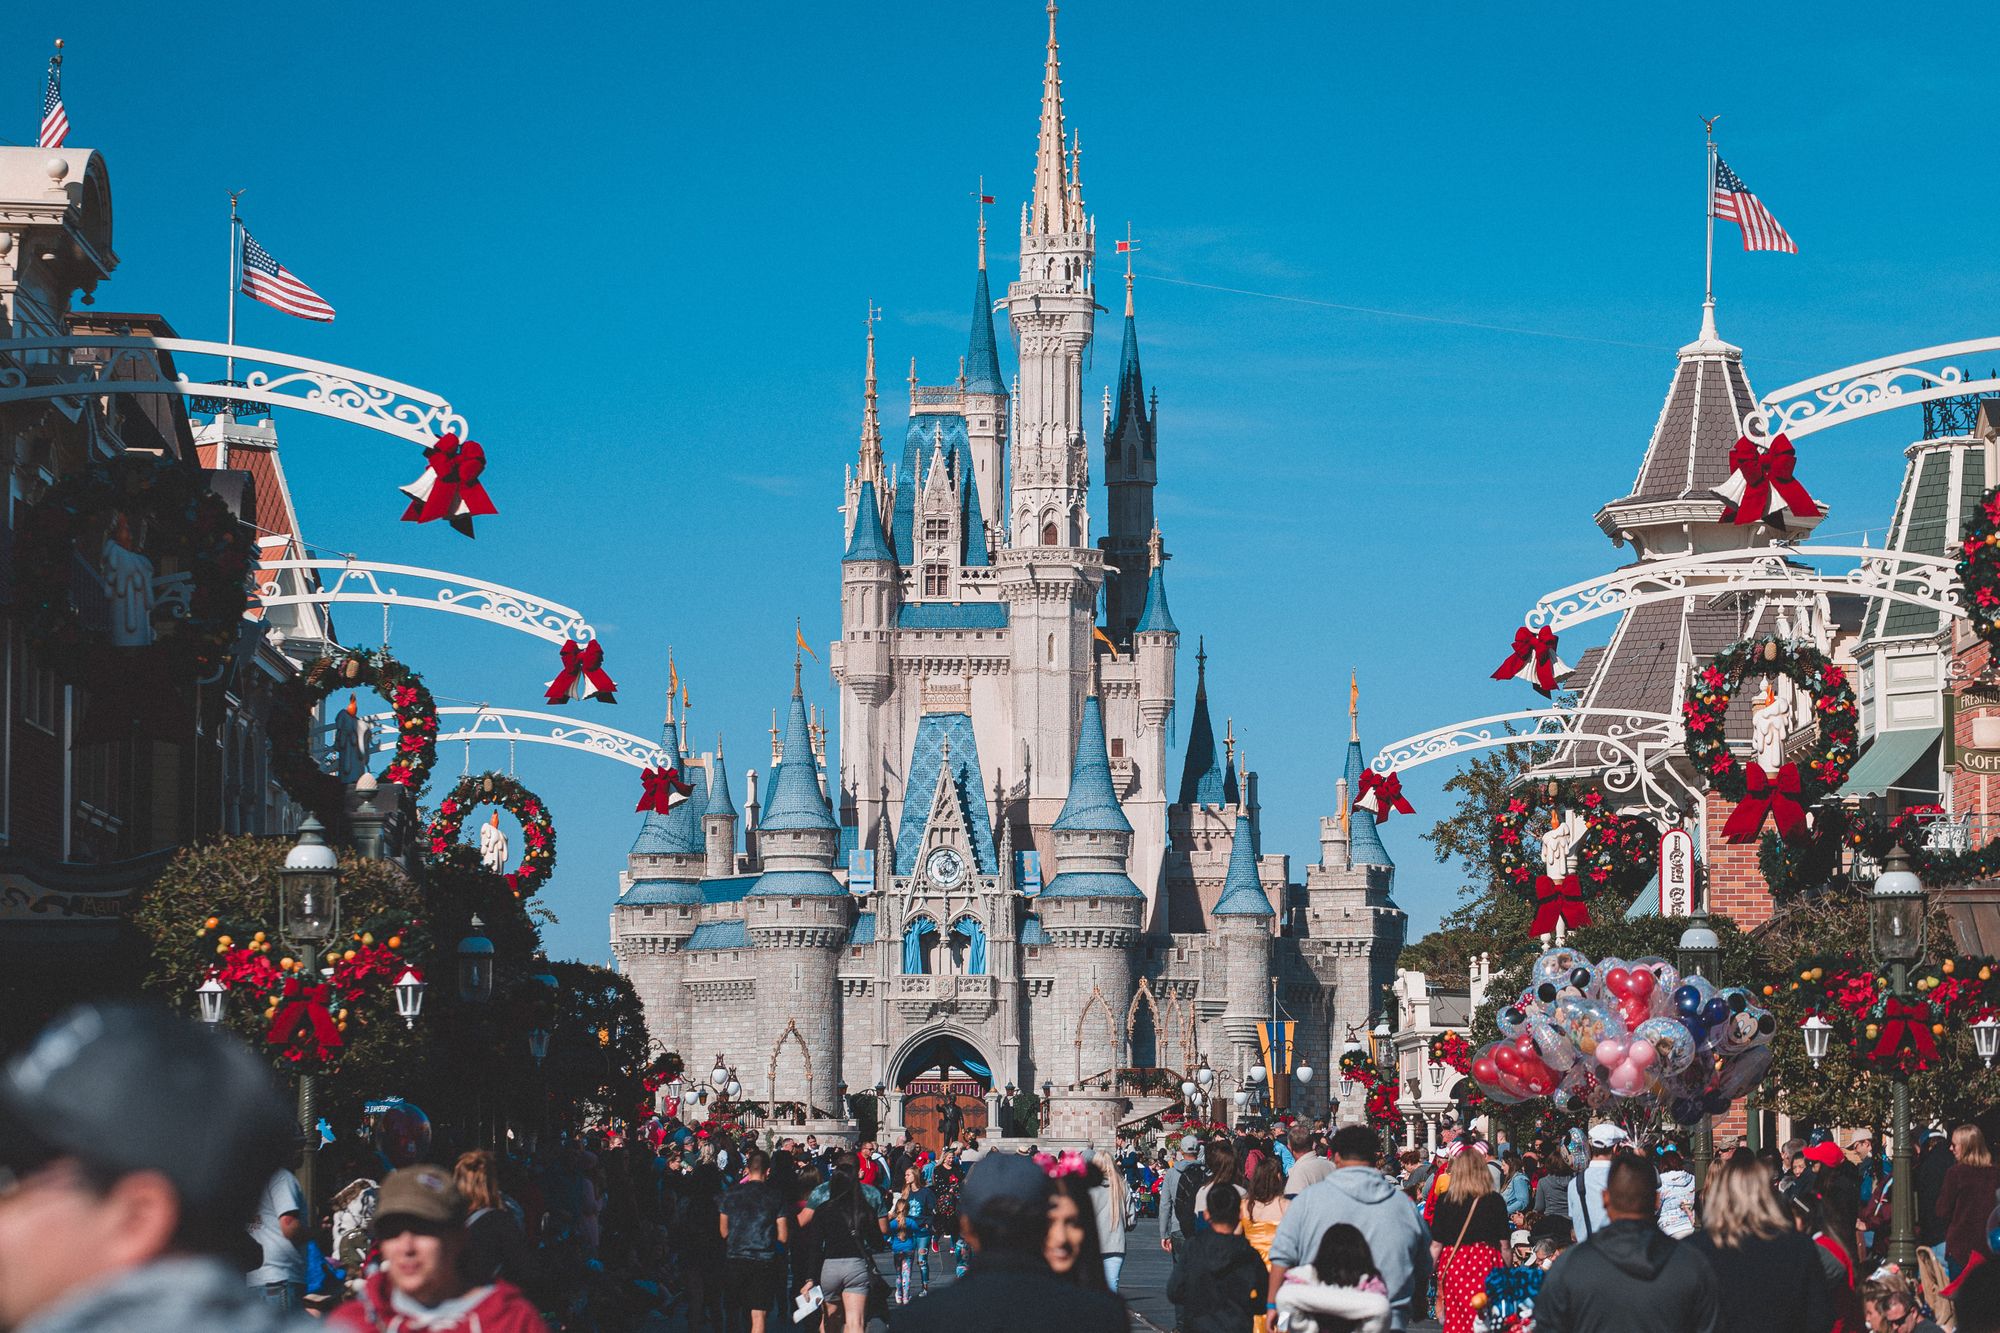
{"left": 924, "top": 518, "right": 950, "bottom": 543}
{"left": 923, "top": 566, "right": 948, "bottom": 597}
{"left": 1042, "top": 520, "right": 1059, "bottom": 546}
{"left": 1110, "top": 738, "right": 1125, "bottom": 758}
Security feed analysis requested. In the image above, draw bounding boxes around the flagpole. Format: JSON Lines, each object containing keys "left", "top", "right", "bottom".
{"left": 225, "top": 191, "right": 245, "bottom": 381}
{"left": 1701, "top": 116, "right": 1719, "bottom": 336}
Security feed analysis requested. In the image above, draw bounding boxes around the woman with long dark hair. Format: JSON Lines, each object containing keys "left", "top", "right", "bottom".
{"left": 1046, "top": 1167, "right": 1111, "bottom": 1292}
{"left": 799, "top": 1156, "right": 886, "bottom": 1333}
{"left": 1272, "top": 1221, "right": 1390, "bottom": 1333}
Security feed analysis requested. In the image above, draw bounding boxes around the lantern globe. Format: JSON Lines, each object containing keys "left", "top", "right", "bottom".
{"left": 393, "top": 967, "right": 426, "bottom": 1028}
{"left": 1296, "top": 1065, "right": 1315, "bottom": 1083}
{"left": 195, "top": 975, "right": 228, "bottom": 1025}
{"left": 527, "top": 1027, "right": 550, "bottom": 1064}
{"left": 1802, "top": 1014, "right": 1834, "bottom": 1067}
{"left": 456, "top": 916, "right": 495, "bottom": 1005}
{"left": 1975, "top": 1016, "right": 2000, "bottom": 1069}
{"left": 1869, "top": 849, "right": 1927, "bottom": 965}
{"left": 279, "top": 816, "right": 340, "bottom": 944}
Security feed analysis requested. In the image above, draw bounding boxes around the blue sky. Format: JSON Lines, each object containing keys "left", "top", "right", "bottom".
{"left": 14, "top": 2, "right": 2000, "bottom": 962}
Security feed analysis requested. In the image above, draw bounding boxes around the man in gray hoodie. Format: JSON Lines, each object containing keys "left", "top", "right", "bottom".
{"left": 0, "top": 1003, "right": 310, "bottom": 1333}
{"left": 1266, "top": 1126, "right": 1432, "bottom": 1332}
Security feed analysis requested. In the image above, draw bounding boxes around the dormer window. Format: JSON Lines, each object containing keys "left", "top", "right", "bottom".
{"left": 923, "top": 566, "right": 949, "bottom": 597}
{"left": 924, "top": 518, "right": 950, "bottom": 543}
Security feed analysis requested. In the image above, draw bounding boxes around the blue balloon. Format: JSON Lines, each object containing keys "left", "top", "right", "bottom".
{"left": 1670, "top": 1098, "right": 1705, "bottom": 1125}
{"left": 1701, "top": 998, "right": 1731, "bottom": 1030}
{"left": 1674, "top": 984, "right": 1704, "bottom": 1017}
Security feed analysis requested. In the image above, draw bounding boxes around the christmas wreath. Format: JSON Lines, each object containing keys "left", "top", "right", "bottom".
{"left": 194, "top": 909, "right": 429, "bottom": 1071}
{"left": 1338, "top": 1048, "right": 1403, "bottom": 1138}
{"left": 15, "top": 453, "right": 253, "bottom": 679}
{"left": 1491, "top": 780, "right": 1658, "bottom": 936}
{"left": 1428, "top": 1031, "right": 1473, "bottom": 1074}
{"left": 425, "top": 771, "right": 557, "bottom": 898}
{"left": 1682, "top": 636, "right": 1858, "bottom": 843}
{"left": 1957, "top": 487, "right": 2000, "bottom": 650}
{"left": 269, "top": 651, "right": 440, "bottom": 829}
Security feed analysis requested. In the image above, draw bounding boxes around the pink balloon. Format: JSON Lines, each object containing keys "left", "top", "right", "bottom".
{"left": 1627, "top": 1040, "right": 1658, "bottom": 1069}
{"left": 1596, "top": 1037, "right": 1628, "bottom": 1067}
{"left": 1608, "top": 1061, "right": 1647, "bottom": 1094}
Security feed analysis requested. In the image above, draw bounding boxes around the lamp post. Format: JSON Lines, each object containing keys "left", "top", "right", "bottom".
{"left": 456, "top": 917, "right": 494, "bottom": 1005}
{"left": 1373, "top": 1018, "right": 1396, "bottom": 1161}
{"left": 278, "top": 816, "right": 341, "bottom": 1216}
{"left": 1676, "top": 908, "right": 1721, "bottom": 1190}
{"left": 1869, "top": 845, "right": 1927, "bottom": 1269}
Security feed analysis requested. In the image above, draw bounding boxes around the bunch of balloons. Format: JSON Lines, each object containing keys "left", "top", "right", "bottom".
{"left": 1470, "top": 947, "right": 1776, "bottom": 1125}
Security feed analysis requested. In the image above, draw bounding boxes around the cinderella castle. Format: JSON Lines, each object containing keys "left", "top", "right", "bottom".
{"left": 610, "top": 6, "right": 1405, "bottom": 1144}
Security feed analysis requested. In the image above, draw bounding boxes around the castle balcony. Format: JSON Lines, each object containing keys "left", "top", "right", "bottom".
{"left": 892, "top": 972, "right": 996, "bottom": 1023}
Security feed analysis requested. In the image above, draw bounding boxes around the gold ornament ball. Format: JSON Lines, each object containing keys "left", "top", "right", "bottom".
{"left": 361, "top": 933, "right": 374, "bottom": 946}
{"left": 1933, "top": 1023, "right": 1946, "bottom": 1036}
{"left": 205, "top": 916, "right": 220, "bottom": 929}
{"left": 252, "top": 931, "right": 267, "bottom": 944}
{"left": 1471, "top": 1293, "right": 1489, "bottom": 1312}
{"left": 217, "top": 935, "right": 233, "bottom": 949}
{"left": 387, "top": 935, "right": 402, "bottom": 950}
{"left": 342, "top": 950, "right": 357, "bottom": 962}
{"left": 1866, "top": 1024, "right": 1880, "bottom": 1040}
{"left": 1945, "top": 959, "right": 1957, "bottom": 975}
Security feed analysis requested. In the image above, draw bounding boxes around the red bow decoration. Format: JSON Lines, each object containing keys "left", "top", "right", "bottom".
{"left": 1529, "top": 874, "right": 1591, "bottom": 936}
{"left": 1871, "top": 997, "right": 1940, "bottom": 1066}
{"left": 636, "top": 766, "right": 694, "bottom": 814}
{"left": 1719, "top": 762, "right": 1809, "bottom": 843}
{"left": 266, "top": 978, "right": 344, "bottom": 1053}
{"left": 1355, "top": 770, "right": 1414, "bottom": 823}
{"left": 545, "top": 640, "right": 618, "bottom": 705}
{"left": 1719, "top": 434, "right": 1820, "bottom": 529}
{"left": 400, "top": 434, "right": 499, "bottom": 538}
{"left": 1491, "top": 626, "right": 1571, "bottom": 696}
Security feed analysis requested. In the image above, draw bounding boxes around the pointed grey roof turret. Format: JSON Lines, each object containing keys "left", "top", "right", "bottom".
{"left": 1213, "top": 814, "right": 1275, "bottom": 917}
{"left": 1135, "top": 529, "right": 1176, "bottom": 634}
{"left": 707, "top": 737, "right": 738, "bottom": 819}
{"left": 966, "top": 262, "right": 1005, "bottom": 396}
{"left": 1052, "top": 695, "right": 1132, "bottom": 833}
{"left": 760, "top": 670, "right": 837, "bottom": 832}
{"left": 631, "top": 714, "right": 704, "bottom": 856}
{"left": 1342, "top": 734, "right": 1393, "bottom": 870}
{"left": 1177, "top": 639, "right": 1225, "bottom": 806}
{"left": 844, "top": 478, "right": 894, "bottom": 562}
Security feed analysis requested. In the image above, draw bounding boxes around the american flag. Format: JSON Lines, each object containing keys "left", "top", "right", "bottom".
{"left": 1713, "top": 158, "right": 1796, "bottom": 254}
{"left": 39, "top": 60, "right": 67, "bottom": 150}
{"left": 239, "top": 232, "right": 335, "bottom": 322}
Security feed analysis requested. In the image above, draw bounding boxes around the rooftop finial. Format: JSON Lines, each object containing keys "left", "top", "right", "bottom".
{"left": 1196, "top": 635, "right": 1207, "bottom": 685}
{"left": 973, "top": 175, "right": 991, "bottom": 270}
{"left": 860, "top": 301, "right": 883, "bottom": 482}
{"left": 1350, "top": 670, "right": 1359, "bottom": 743}
{"left": 1119, "top": 223, "right": 1139, "bottom": 318}
{"left": 1224, "top": 717, "right": 1235, "bottom": 766}
{"left": 1147, "top": 524, "right": 1165, "bottom": 570}
{"left": 793, "top": 619, "right": 805, "bottom": 695}
{"left": 1031, "top": 0, "right": 1075, "bottom": 235}
{"left": 666, "top": 647, "right": 677, "bottom": 723}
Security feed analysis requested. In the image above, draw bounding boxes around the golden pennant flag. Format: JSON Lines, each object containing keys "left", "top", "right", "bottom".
{"left": 795, "top": 620, "right": 819, "bottom": 663}
{"left": 668, "top": 655, "right": 679, "bottom": 700}
{"left": 1093, "top": 626, "right": 1120, "bottom": 660}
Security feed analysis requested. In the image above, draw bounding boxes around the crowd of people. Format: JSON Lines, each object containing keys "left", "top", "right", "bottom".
{"left": 12, "top": 1000, "right": 2000, "bottom": 1333}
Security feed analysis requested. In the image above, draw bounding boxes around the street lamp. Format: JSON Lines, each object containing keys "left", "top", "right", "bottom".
{"left": 1677, "top": 908, "right": 1722, "bottom": 1189}
{"left": 393, "top": 968, "right": 426, "bottom": 1029}
{"left": 278, "top": 817, "right": 343, "bottom": 1222}
{"left": 456, "top": 916, "right": 494, "bottom": 1005}
{"left": 196, "top": 973, "right": 228, "bottom": 1025}
{"left": 1976, "top": 1016, "right": 2000, "bottom": 1069}
{"left": 712, "top": 1057, "right": 731, "bottom": 1089}
{"left": 527, "top": 1027, "right": 550, "bottom": 1065}
{"left": 1802, "top": 1015, "right": 1833, "bottom": 1068}
{"left": 1869, "top": 845, "right": 1927, "bottom": 1269}
{"left": 1296, "top": 1064, "right": 1315, "bottom": 1084}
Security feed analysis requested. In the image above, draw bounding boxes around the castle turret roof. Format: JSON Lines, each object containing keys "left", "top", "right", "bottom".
{"left": 631, "top": 717, "right": 704, "bottom": 856}
{"left": 1343, "top": 735, "right": 1393, "bottom": 870}
{"left": 966, "top": 263, "right": 1005, "bottom": 396}
{"left": 759, "top": 677, "right": 836, "bottom": 832}
{"left": 1052, "top": 695, "right": 1132, "bottom": 833}
{"left": 1177, "top": 642, "right": 1226, "bottom": 807}
{"left": 707, "top": 740, "right": 738, "bottom": 819}
{"left": 1135, "top": 559, "right": 1175, "bottom": 634}
{"left": 1212, "top": 814, "right": 1275, "bottom": 917}
{"left": 1107, "top": 280, "right": 1149, "bottom": 453}
{"left": 844, "top": 479, "right": 894, "bottom": 563}
{"left": 617, "top": 876, "right": 702, "bottom": 907}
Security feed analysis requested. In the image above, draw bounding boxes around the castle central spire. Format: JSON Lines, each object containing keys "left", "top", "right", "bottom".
{"left": 1032, "top": 2, "right": 1077, "bottom": 236}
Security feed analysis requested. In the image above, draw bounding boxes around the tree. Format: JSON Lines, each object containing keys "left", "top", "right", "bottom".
{"left": 545, "top": 961, "right": 652, "bottom": 1124}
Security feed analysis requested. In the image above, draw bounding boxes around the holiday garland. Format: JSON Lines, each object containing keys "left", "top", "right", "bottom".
{"left": 425, "top": 771, "right": 557, "bottom": 898}
{"left": 194, "top": 909, "right": 430, "bottom": 1071}
{"left": 1428, "top": 1031, "right": 1473, "bottom": 1074}
{"left": 15, "top": 453, "right": 254, "bottom": 678}
{"left": 1850, "top": 803, "right": 2000, "bottom": 888}
{"left": 1682, "top": 636, "right": 1858, "bottom": 843}
{"left": 1490, "top": 780, "right": 1657, "bottom": 935}
{"left": 1957, "top": 486, "right": 2000, "bottom": 651}
{"left": 1779, "top": 950, "right": 2000, "bottom": 1076}
{"left": 269, "top": 651, "right": 441, "bottom": 829}
{"left": 1338, "top": 1047, "right": 1403, "bottom": 1137}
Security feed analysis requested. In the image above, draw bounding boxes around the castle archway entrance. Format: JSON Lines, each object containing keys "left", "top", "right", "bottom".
{"left": 893, "top": 1031, "right": 992, "bottom": 1154}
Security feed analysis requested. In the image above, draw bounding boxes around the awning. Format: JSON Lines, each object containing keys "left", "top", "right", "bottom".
{"left": 1838, "top": 726, "right": 1942, "bottom": 799}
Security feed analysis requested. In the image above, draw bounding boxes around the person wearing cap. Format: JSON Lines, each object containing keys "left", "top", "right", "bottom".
{"left": 0, "top": 1002, "right": 308, "bottom": 1333}
{"left": 327, "top": 1165, "right": 548, "bottom": 1332}
{"left": 895, "top": 1153, "right": 1125, "bottom": 1333}
{"left": 1566, "top": 1124, "right": 1628, "bottom": 1242}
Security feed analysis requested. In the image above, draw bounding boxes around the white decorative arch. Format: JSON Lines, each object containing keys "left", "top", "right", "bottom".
{"left": 1751, "top": 337, "right": 2000, "bottom": 443}
{"left": 0, "top": 335, "right": 469, "bottom": 447}
{"left": 1523, "top": 545, "right": 1962, "bottom": 635}
{"left": 363, "top": 706, "right": 666, "bottom": 771}
{"left": 1369, "top": 707, "right": 1699, "bottom": 820}
{"left": 259, "top": 558, "right": 597, "bottom": 646}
